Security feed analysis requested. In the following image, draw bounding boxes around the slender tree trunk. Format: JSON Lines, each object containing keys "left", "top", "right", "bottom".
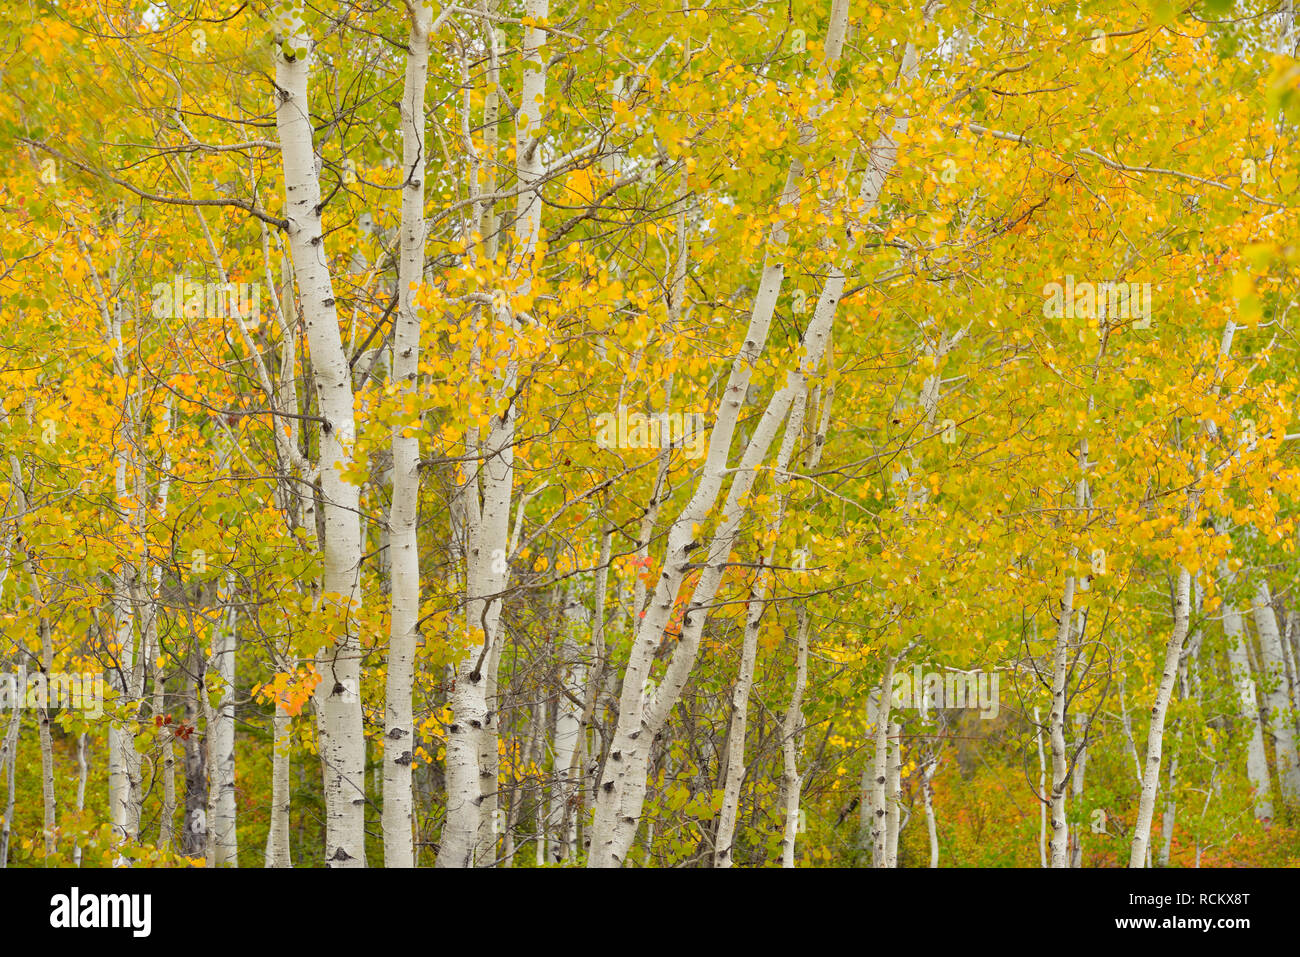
{"left": 207, "top": 591, "right": 238, "bottom": 867}
{"left": 550, "top": 593, "right": 588, "bottom": 863}
{"left": 885, "top": 719, "right": 902, "bottom": 868}
{"left": 1285, "top": 609, "right": 1300, "bottom": 720}
{"left": 382, "top": 0, "right": 434, "bottom": 869}
{"left": 1281, "top": 609, "right": 1300, "bottom": 728}
{"left": 154, "top": 639, "right": 175, "bottom": 853}
{"left": 264, "top": 697, "right": 293, "bottom": 867}
{"left": 779, "top": 610, "right": 811, "bottom": 868}
{"left": 1221, "top": 563, "right": 1274, "bottom": 820}
{"left": 923, "top": 756, "right": 939, "bottom": 868}
{"left": 872, "top": 660, "right": 895, "bottom": 867}
{"left": 1035, "top": 704, "right": 1047, "bottom": 867}
{"left": 776, "top": 385, "right": 833, "bottom": 868}
{"left": 1047, "top": 570, "right": 1076, "bottom": 867}
{"left": 1129, "top": 567, "right": 1192, "bottom": 867}
{"left": 73, "top": 733, "right": 87, "bottom": 866}
{"left": 10, "top": 460, "right": 57, "bottom": 856}
{"left": 1070, "top": 713, "right": 1088, "bottom": 867}
{"left": 264, "top": 250, "right": 306, "bottom": 869}
{"left": 36, "top": 617, "right": 56, "bottom": 857}
{"left": 475, "top": 637, "right": 503, "bottom": 866}
{"left": 0, "top": 701, "right": 19, "bottom": 867}
{"left": 146, "top": 403, "right": 175, "bottom": 853}
{"left": 181, "top": 661, "right": 207, "bottom": 858}
{"left": 588, "top": 5, "right": 921, "bottom": 865}
{"left": 857, "top": 765, "right": 873, "bottom": 860}
{"left": 715, "top": 311, "right": 832, "bottom": 866}
{"left": 442, "top": 0, "right": 550, "bottom": 868}
{"left": 108, "top": 507, "right": 139, "bottom": 847}
{"left": 80, "top": 239, "right": 143, "bottom": 853}
{"left": 1252, "top": 581, "right": 1300, "bottom": 803}
{"left": 274, "top": 16, "right": 367, "bottom": 867}
{"left": 0, "top": 527, "right": 12, "bottom": 869}
{"left": 532, "top": 698, "right": 547, "bottom": 866}
{"left": 1158, "top": 747, "right": 1178, "bottom": 867}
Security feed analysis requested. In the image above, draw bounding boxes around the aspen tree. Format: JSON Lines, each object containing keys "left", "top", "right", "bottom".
{"left": 383, "top": 0, "right": 436, "bottom": 870}
{"left": 589, "top": 0, "right": 930, "bottom": 867}
{"left": 1252, "top": 582, "right": 1300, "bottom": 804}
{"left": 273, "top": 4, "right": 368, "bottom": 867}
{"left": 1129, "top": 567, "right": 1193, "bottom": 867}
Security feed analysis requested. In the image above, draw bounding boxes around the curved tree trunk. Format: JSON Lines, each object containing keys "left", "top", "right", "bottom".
{"left": 1129, "top": 567, "right": 1192, "bottom": 867}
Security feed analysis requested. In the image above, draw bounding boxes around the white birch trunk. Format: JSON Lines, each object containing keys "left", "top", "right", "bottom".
{"left": 885, "top": 719, "right": 902, "bottom": 868}
{"left": 382, "top": 0, "right": 434, "bottom": 870}
{"left": 274, "top": 17, "right": 367, "bottom": 866}
{"left": 712, "top": 591, "right": 761, "bottom": 868}
{"left": 74, "top": 733, "right": 87, "bottom": 867}
{"left": 0, "top": 705, "right": 18, "bottom": 868}
{"left": 1221, "top": 563, "right": 1274, "bottom": 820}
{"left": 442, "top": 0, "right": 550, "bottom": 868}
{"left": 0, "top": 528, "right": 13, "bottom": 868}
{"left": 207, "top": 589, "right": 238, "bottom": 867}
{"left": 152, "top": 407, "right": 176, "bottom": 852}
{"left": 713, "top": 368, "right": 818, "bottom": 865}
{"left": 153, "top": 648, "right": 176, "bottom": 854}
{"left": 872, "top": 661, "right": 895, "bottom": 867}
{"left": 1251, "top": 581, "right": 1300, "bottom": 803}
{"left": 1070, "top": 713, "right": 1088, "bottom": 867}
{"left": 264, "top": 701, "right": 293, "bottom": 868}
{"left": 779, "top": 610, "right": 811, "bottom": 868}
{"left": 108, "top": 471, "right": 140, "bottom": 848}
{"left": 923, "top": 756, "right": 939, "bottom": 868}
{"left": 265, "top": 252, "right": 304, "bottom": 870}
{"left": 1035, "top": 704, "right": 1047, "bottom": 868}
{"left": 1285, "top": 610, "right": 1300, "bottom": 719}
{"left": 475, "top": 637, "right": 504, "bottom": 866}
{"left": 549, "top": 594, "right": 589, "bottom": 863}
{"left": 1047, "top": 566, "right": 1077, "bottom": 868}
{"left": 1158, "top": 748, "right": 1177, "bottom": 867}
{"left": 1129, "top": 567, "right": 1192, "bottom": 867}
{"left": 9, "top": 460, "right": 57, "bottom": 856}
{"left": 588, "top": 5, "right": 924, "bottom": 866}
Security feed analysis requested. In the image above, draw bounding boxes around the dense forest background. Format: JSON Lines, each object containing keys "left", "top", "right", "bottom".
{"left": 1, "top": 0, "right": 1299, "bottom": 868}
